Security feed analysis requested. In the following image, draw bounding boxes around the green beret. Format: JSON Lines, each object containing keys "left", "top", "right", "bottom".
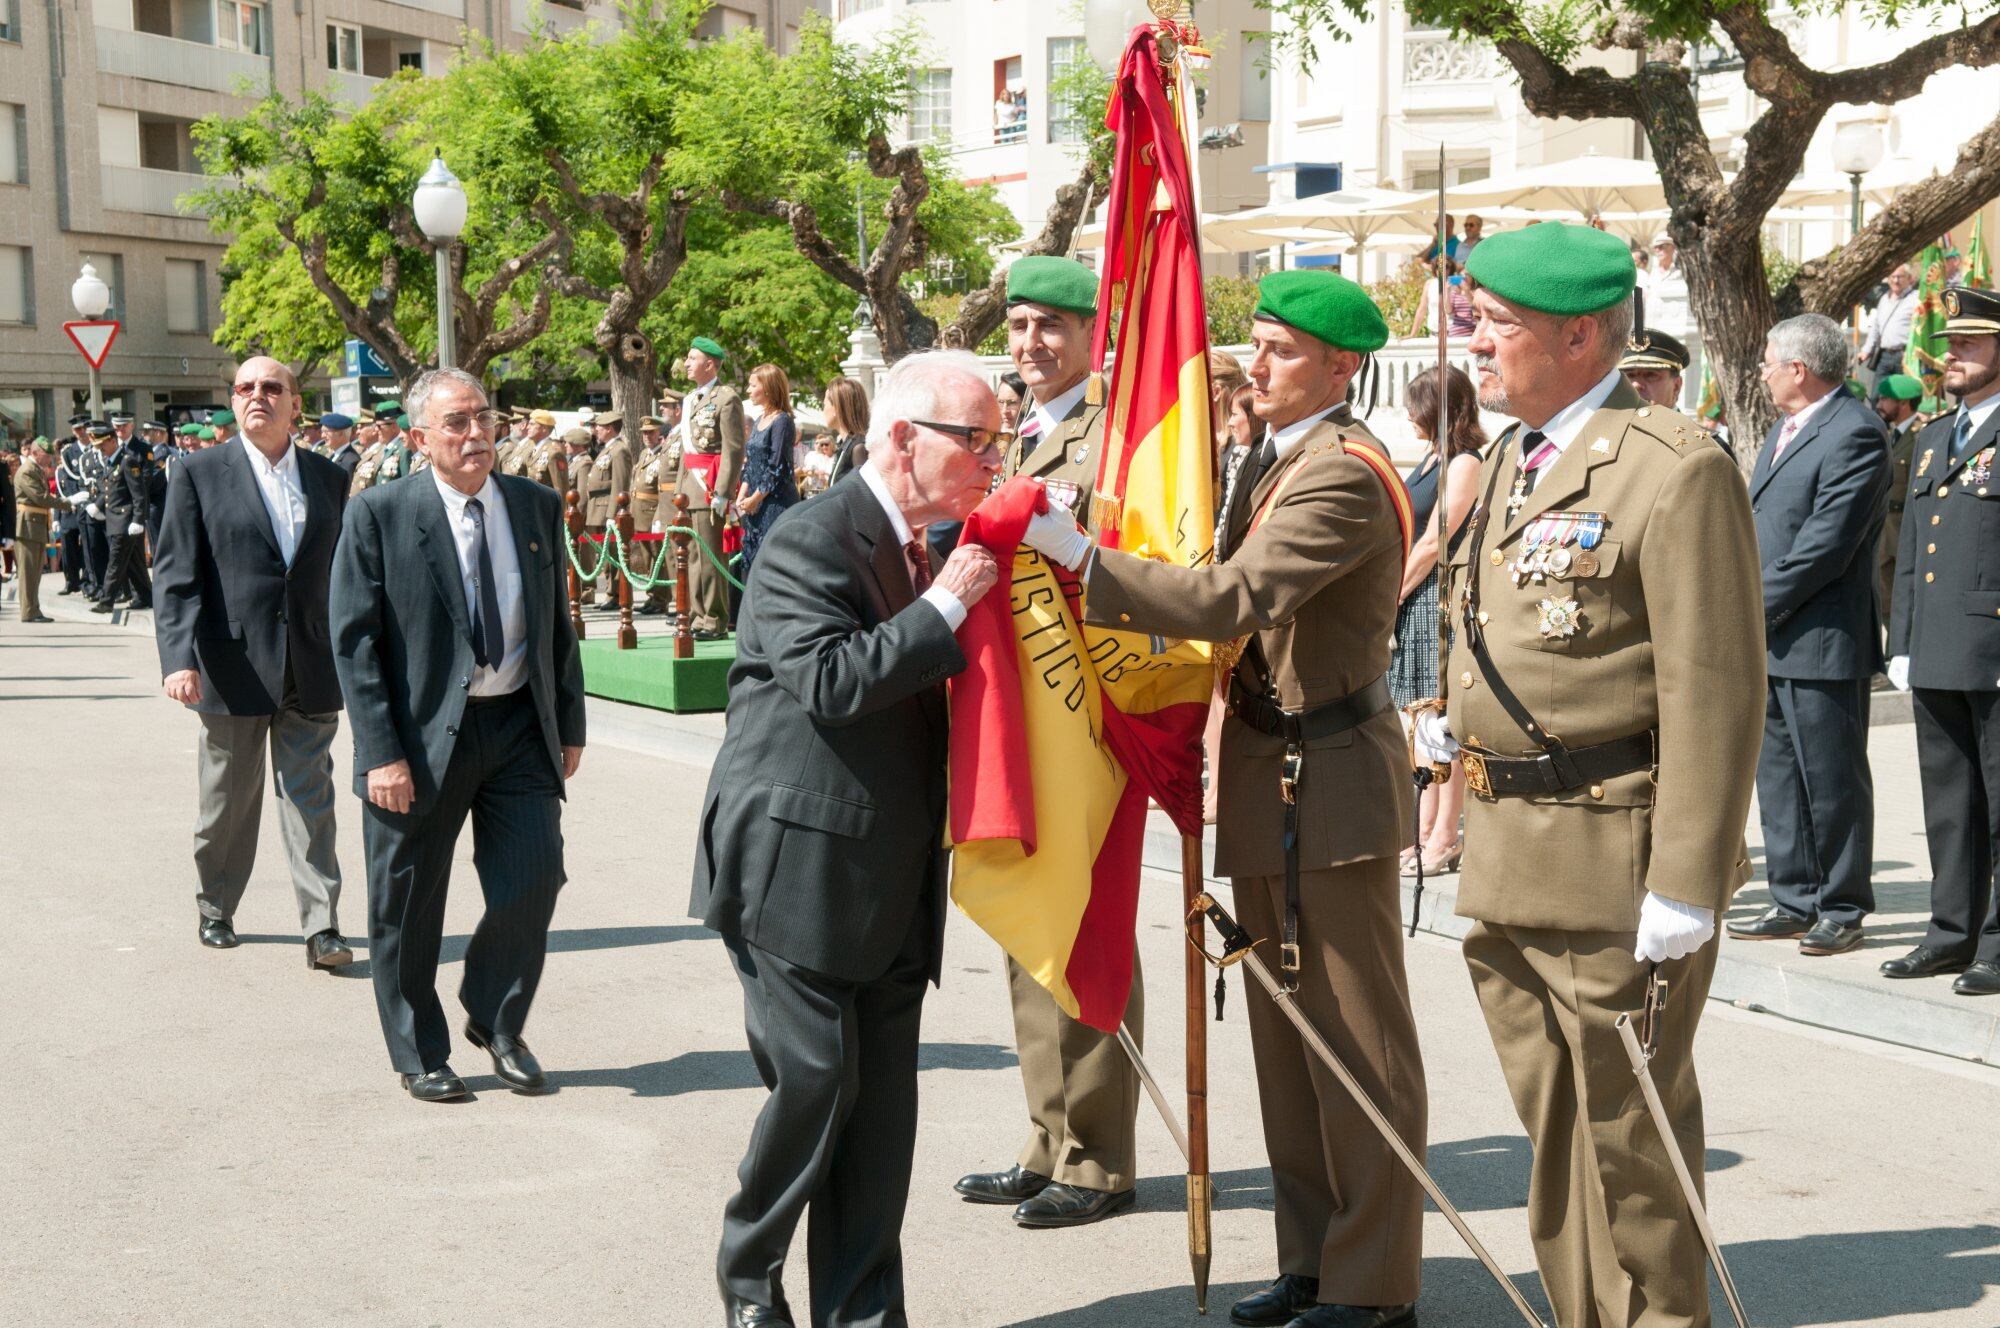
{"left": 197, "top": 426, "right": 217, "bottom": 440}
{"left": 375, "top": 400, "right": 402, "bottom": 415}
{"left": 1253, "top": 269, "right": 1389, "bottom": 354}
{"left": 1465, "top": 221, "right": 1636, "bottom": 316}
{"left": 1006, "top": 256, "right": 1098, "bottom": 318}
{"left": 689, "top": 336, "right": 727, "bottom": 360}
{"left": 178, "top": 423, "right": 200, "bottom": 437}
{"left": 31, "top": 435, "right": 56, "bottom": 453}
{"left": 208, "top": 409, "right": 235, "bottom": 427}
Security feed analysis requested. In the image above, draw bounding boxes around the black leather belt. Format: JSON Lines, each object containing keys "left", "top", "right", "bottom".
{"left": 1230, "top": 675, "right": 1392, "bottom": 742}
{"left": 1461, "top": 730, "right": 1656, "bottom": 799}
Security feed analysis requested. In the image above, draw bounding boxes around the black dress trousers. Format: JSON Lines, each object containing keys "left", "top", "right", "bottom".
{"left": 1757, "top": 676, "right": 1876, "bottom": 927}
{"left": 1913, "top": 687, "right": 2000, "bottom": 963}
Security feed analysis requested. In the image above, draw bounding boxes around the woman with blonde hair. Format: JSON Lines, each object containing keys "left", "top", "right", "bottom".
{"left": 735, "top": 363, "right": 801, "bottom": 585}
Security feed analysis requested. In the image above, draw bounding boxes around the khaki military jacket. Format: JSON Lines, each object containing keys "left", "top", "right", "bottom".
{"left": 524, "top": 439, "right": 567, "bottom": 494}
{"left": 1443, "top": 381, "right": 1764, "bottom": 931}
{"left": 1082, "top": 409, "right": 1413, "bottom": 877}
{"left": 14, "top": 457, "right": 65, "bottom": 537}
{"left": 1005, "top": 390, "right": 1108, "bottom": 531}
{"left": 584, "top": 435, "right": 635, "bottom": 526}
{"left": 674, "top": 383, "right": 746, "bottom": 509}
{"left": 349, "top": 441, "right": 386, "bottom": 496}
{"left": 633, "top": 444, "right": 670, "bottom": 528}
{"left": 496, "top": 437, "right": 529, "bottom": 477}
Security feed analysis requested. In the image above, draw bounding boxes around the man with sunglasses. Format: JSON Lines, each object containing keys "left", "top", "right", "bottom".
{"left": 154, "top": 357, "right": 354, "bottom": 973}
{"left": 956, "top": 253, "right": 1144, "bottom": 1233}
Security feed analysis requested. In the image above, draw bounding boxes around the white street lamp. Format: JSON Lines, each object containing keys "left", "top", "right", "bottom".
{"left": 71, "top": 262, "right": 113, "bottom": 418}
{"left": 412, "top": 151, "right": 468, "bottom": 369}
{"left": 1083, "top": 0, "right": 1158, "bottom": 72}
{"left": 1831, "top": 122, "right": 1885, "bottom": 242}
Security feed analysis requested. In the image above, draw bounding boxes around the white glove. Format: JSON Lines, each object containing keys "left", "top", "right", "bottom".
{"left": 1887, "top": 655, "right": 1910, "bottom": 692}
{"left": 126, "top": 522, "right": 144, "bottom": 536}
{"left": 1413, "top": 710, "right": 1460, "bottom": 763}
{"left": 710, "top": 496, "right": 727, "bottom": 517}
{"left": 87, "top": 503, "right": 103, "bottom": 519}
{"left": 0, "top": 538, "right": 11, "bottom": 550}
{"left": 650, "top": 520, "right": 663, "bottom": 534}
{"left": 1633, "top": 892, "right": 1715, "bottom": 963}
{"left": 1024, "top": 499, "right": 1091, "bottom": 572}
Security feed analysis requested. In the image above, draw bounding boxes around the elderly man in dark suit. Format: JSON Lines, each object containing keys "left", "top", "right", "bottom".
{"left": 694, "top": 351, "right": 1003, "bottom": 1328}
{"left": 1729, "top": 313, "right": 1891, "bottom": 956}
{"left": 154, "top": 356, "right": 353, "bottom": 971}
{"left": 331, "top": 367, "right": 587, "bottom": 1104}
{"left": 321, "top": 413, "right": 362, "bottom": 478}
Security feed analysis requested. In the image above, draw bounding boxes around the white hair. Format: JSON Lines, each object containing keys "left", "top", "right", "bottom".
{"left": 865, "top": 351, "right": 994, "bottom": 449}
{"left": 405, "top": 367, "right": 487, "bottom": 429}
{"left": 1767, "top": 314, "right": 1850, "bottom": 385}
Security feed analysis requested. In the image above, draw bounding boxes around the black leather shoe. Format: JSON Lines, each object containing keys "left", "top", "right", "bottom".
{"left": 1726, "top": 907, "right": 1809, "bottom": 940}
{"left": 1880, "top": 945, "right": 1972, "bottom": 979}
{"left": 24, "top": 614, "right": 53, "bottom": 623}
{"left": 89, "top": 599, "right": 115, "bottom": 613}
{"left": 1286, "top": 1304, "right": 1417, "bottom": 1328}
{"left": 724, "top": 1300, "right": 794, "bottom": 1327}
{"left": 1012, "top": 1182, "right": 1135, "bottom": 1228}
{"left": 400, "top": 1067, "right": 471, "bottom": 1102}
{"left": 1953, "top": 961, "right": 2000, "bottom": 996}
{"left": 57, "top": 586, "right": 76, "bottom": 596}
{"left": 954, "top": 1163, "right": 1051, "bottom": 1204}
{"left": 466, "top": 1021, "right": 548, "bottom": 1091}
{"left": 305, "top": 929, "right": 353, "bottom": 971}
{"left": 693, "top": 627, "right": 729, "bottom": 642}
{"left": 199, "top": 917, "right": 239, "bottom": 949}
{"left": 1230, "top": 1274, "right": 1321, "bottom": 1326}
{"left": 1799, "top": 918, "right": 1863, "bottom": 955}
{"left": 128, "top": 598, "right": 151, "bottom": 611}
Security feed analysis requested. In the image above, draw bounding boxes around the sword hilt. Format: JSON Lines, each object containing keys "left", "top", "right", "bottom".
{"left": 1188, "top": 892, "right": 1254, "bottom": 969}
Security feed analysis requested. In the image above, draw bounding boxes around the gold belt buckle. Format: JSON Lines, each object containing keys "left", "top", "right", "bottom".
{"left": 1462, "top": 747, "right": 1493, "bottom": 799}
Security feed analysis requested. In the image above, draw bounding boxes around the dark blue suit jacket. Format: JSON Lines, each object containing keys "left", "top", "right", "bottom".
{"left": 329, "top": 471, "right": 586, "bottom": 816}
{"left": 1750, "top": 386, "right": 1891, "bottom": 680}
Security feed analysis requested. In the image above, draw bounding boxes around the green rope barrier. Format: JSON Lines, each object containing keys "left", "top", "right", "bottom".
{"left": 564, "top": 523, "right": 745, "bottom": 592}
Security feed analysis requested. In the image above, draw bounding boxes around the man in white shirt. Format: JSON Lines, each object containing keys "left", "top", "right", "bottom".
{"left": 1860, "top": 263, "right": 1919, "bottom": 384}
{"left": 331, "top": 367, "right": 587, "bottom": 1103}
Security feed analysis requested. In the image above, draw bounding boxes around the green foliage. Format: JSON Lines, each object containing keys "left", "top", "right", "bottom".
{"left": 1204, "top": 275, "right": 1261, "bottom": 346}
{"left": 1368, "top": 259, "right": 1430, "bottom": 339}
{"left": 209, "top": 218, "right": 347, "bottom": 371}
{"left": 1765, "top": 241, "right": 1805, "bottom": 296}
{"left": 655, "top": 223, "right": 858, "bottom": 390}
{"left": 917, "top": 293, "right": 1007, "bottom": 355}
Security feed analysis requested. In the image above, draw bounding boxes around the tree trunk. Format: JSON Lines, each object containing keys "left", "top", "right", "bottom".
{"left": 1679, "top": 241, "right": 1778, "bottom": 467}
{"left": 603, "top": 325, "right": 657, "bottom": 449}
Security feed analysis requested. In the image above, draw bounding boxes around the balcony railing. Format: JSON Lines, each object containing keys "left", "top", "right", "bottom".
{"left": 95, "top": 26, "right": 270, "bottom": 95}
{"left": 325, "top": 69, "right": 383, "bottom": 108}
{"left": 385, "top": 0, "right": 465, "bottom": 17}
{"left": 100, "top": 164, "right": 225, "bottom": 218}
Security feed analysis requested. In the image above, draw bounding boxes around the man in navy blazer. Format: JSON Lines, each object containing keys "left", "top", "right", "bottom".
{"left": 153, "top": 357, "right": 353, "bottom": 971}
{"left": 331, "top": 367, "right": 586, "bottom": 1103}
{"left": 1729, "top": 314, "right": 1891, "bottom": 956}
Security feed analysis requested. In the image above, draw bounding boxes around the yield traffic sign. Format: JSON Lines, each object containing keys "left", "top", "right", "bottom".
{"left": 64, "top": 320, "right": 121, "bottom": 369}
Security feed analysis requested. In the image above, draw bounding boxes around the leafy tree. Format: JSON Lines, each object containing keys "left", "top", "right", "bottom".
{"left": 1257, "top": 0, "right": 2000, "bottom": 446}
{"left": 210, "top": 218, "right": 347, "bottom": 379}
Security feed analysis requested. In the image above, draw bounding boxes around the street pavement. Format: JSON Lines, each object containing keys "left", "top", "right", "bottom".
{"left": 3, "top": 601, "right": 1999, "bottom": 1327}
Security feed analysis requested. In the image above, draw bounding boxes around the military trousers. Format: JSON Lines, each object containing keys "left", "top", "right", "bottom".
{"left": 14, "top": 517, "right": 48, "bottom": 620}
{"left": 100, "top": 522, "right": 152, "bottom": 605}
{"left": 1462, "top": 920, "right": 1719, "bottom": 1328}
{"left": 686, "top": 503, "right": 730, "bottom": 634}
{"left": 1233, "top": 858, "right": 1427, "bottom": 1306}
{"left": 1006, "top": 947, "right": 1141, "bottom": 1193}
{"left": 1913, "top": 687, "right": 2000, "bottom": 965}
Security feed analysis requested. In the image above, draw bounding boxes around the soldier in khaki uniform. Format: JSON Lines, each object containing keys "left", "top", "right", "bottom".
{"left": 1024, "top": 269, "right": 1426, "bottom": 1326}
{"left": 518, "top": 411, "right": 566, "bottom": 489}
{"left": 1420, "top": 223, "right": 1764, "bottom": 1328}
{"left": 1871, "top": 372, "right": 1926, "bottom": 624}
{"left": 955, "top": 256, "right": 1144, "bottom": 1233}
{"left": 631, "top": 415, "right": 672, "bottom": 615}
{"left": 583, "top": 410, "right": 632, "bottom": 601}
{"left": 674, "top": 337, "right": 746, "bottom": 639}
{"left": 12, "top": 437, "right": 69, "bottom": 622}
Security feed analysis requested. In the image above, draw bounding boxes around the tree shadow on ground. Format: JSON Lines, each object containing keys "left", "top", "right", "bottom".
{"left": 516, "top": 1041, "right": 1018, "bottom": 1098}
{"left": 288, "top": 924, "right": 711, "bottom": 979}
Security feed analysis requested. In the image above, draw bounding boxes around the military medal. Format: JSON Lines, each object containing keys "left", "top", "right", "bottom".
{"left": 1537, "top": 594, "right": 1582, "bottom": 639}
{"left": 1970, "top": 448, "right": 1995, "bottom": 486}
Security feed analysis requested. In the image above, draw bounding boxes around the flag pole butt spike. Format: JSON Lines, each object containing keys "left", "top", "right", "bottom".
{"left": 1187, "top": 1171, "right": 1213, "bottom": 1314}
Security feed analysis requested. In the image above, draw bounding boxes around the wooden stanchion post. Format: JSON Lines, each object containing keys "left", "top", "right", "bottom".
{"left": 615, "top": 490, "right": 637, "bottom": 650}
{"left": 670, "top": 494, "right": 694, "bottom": 661}
{"left": 564, "top": 490, "right": 586, "bottom": 641}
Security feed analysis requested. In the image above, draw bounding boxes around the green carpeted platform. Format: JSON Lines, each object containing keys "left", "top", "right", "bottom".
{"left": 578, "top": 634, "right": 735, "bottom": 713}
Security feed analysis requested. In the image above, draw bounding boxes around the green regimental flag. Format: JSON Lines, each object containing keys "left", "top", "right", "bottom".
{"left": 1697, "top": 357, "right": 1723, "bottom": 423}
{"left": 1969, "top": 214, "right": 1993, "bottom": 291}
{"left": 1902, "top": 239, "right": 1950, "bottom": 412}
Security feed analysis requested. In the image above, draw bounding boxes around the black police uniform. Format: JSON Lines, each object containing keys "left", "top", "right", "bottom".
{"left": 145, "top": 435, "right": 176, "bottom": 546}
{"left": 96, "top": 438, "right": 154, "bottom": 609}
{"left": 55, "top": 439, "right": 97, "bottom": 595}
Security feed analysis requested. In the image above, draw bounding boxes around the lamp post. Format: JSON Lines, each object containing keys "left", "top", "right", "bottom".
{"left": 412, "top": 151, "right": 468, "bottom": 369}
{"left": 1831, "top": 122, "right": 1884, "bottom": 244}
{"left": 70, "top": 262, "right": 112, "bottom": 419}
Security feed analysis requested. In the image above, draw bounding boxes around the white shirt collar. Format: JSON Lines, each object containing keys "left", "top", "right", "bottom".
{"left": 431, "top": 465, "right": 498, "bottom": 517}
{"left": 1028, "top": 379, "right": 1089, "bottom": 439}
{"left": 239, "top": 432, "right": 297, "bottom": 475}
{"left": 857, "top": 461, "right": 918, "bottom": 547}
{"left": 1527, "top": 368, "right": 1626, "bottom": 454}
{"left": 1269, "top": 405, "right": 1344, "bottom": 461}
{"left": 1783, "top": 384, "right": 1842, "bottom": 434}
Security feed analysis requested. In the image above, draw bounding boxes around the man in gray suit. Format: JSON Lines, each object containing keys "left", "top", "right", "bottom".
{"left": 694, "top": 352, "right": 1002, "bottom": 1328}
{"left": 331, "top": 367, "right": 587, "bottom": 1104}
{"left": 153, "top": 356, "right": 353, "bottom": 971}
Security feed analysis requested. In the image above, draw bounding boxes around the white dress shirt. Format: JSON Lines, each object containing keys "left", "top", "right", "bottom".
{"left": 1025, "top": 379, "right": 1089, "bottom": 443}
{"left": 240, "top": 433, "right": 309, "bottom": 568}
{"left": 1774, "top": 383, "right": 1842, "bottom": 458}
{"left": 1862, "top": 287, "right": 1918, "bottom": 358}
{"left": 1956, "top": 392, "right": 2000, "bottom": 455}
{"left": 856, "top": 461, "right": 966, "bottom": 630}
{"left": 431, "top": 469, "right": 530, "bottom": 697}
{"left": 1269, "top": 404, "right": 1345, "bottom": 463}
{"left": 1521, "top": 368, "right": 1627, "bottom": 459}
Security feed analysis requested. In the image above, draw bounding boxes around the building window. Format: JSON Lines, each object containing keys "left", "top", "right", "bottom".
{"left": 909, "top": 68, "right": 951, "bottom": 145}
{"left": 993, "top": 57, "right": 1024, "bottom": 144}
{"left": 327, "top": 23, "right": 360, "bottom": 73}
{"left": 0, "top": 105, "right": 23, "bottom": 184}
{"left": 1046, "top": 37, "right": 1086, "bottom": 144}
{"left": 837, "top": 0, "right": 882, "bottom": 13}
{"left": 216, "top": 0, "right": 270, "bottom": 56}
{"left": 1239, "top": 32, "right": 1272, "bottom": 121}
{"left": 0, "top": 0, "right": 18, "bottom": 43}
{"left": 397, "top": 50, "right": 423, "bottom": 71}
{"left": 81, "top": 252, "right": 125, "bottom": 320}
{"left": 0, "top": 245, "right": 30, "bottom": 324}
{"left": 166, "top": 259, "right": 206, "bottom": 333}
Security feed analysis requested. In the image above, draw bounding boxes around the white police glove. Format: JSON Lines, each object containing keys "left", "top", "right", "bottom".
{"left": 87, "top": 503, "right": 103, "bottom": 520}
{"left": 1887, "top": 655, "right": 1910, "bottom": 692}
{"left": 1413, "top": 709, "right": 1460, "bottom": 763}
{"left": 650, "top": 520, "right": 663, "bottom": 534}
{"left": 709, "top": 496, "right": 727, "bottom": 517}
{"left": 1633, "top": 892, "right": 1715, "bottom": 963}
{"left": 126, "top": 522, "right": 144, "bottom": 536}
{"left": 1024, "top": 499, "right": 1091, "bottom": 572}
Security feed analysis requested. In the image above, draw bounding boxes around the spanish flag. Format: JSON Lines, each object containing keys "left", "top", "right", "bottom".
{"left": 949, "top": 23, "right": 1215, "bottom": 1033}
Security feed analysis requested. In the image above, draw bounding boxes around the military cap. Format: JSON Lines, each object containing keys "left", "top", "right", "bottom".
{"left": 376, "top": 399, "right": 402, "bottom": 416}
{"left": 1944, "top": 286, "right": 2000, "bottom": 336}
{"left": 197, "top": 426, "right": 217, "bottom": 441}
{"left": 355, "top": 408, "right": 376, "bottom": 424}
{"left": 142, "top": 420, "right": 166, "bottom": 432}
{"left": 1619, "top": 329, "right": 1690, "bottom": 373}
{"left": 31, "top": 435, "right": 56, "bottom": 453}
{"left": 68, "top": 412, "right": 92, "bottom": 426}
{"left": 320, "top": 412, "right": 354, "bottom": 430}
{"left": 1006, "top": 255, "right": 1099, "bottom": 317}
{"left": 657, "top": 388, "right": 684, "bottom": 406}
{"left": 1253, "top": 269, "right": 1390, "bottom": 354}
{"left": 300, "top": 412, "right": 321, "bottom": 426}
{"left": 178, "top": 423, "right": 200, "bottom": 437}
{"left": 1465, "top": 221, "right": 1636, "bottom": 316}
{"left": 109, "top": 411, "right": 134, "bottom": 425}
{"left": 561, "top": 426, "right": 591, "bottom": 447}
{"left": 595, "top": 411, "right": 624, "bottom": 430}
{"left": 393, "top": 414, "right": 410, "bottom": 428}
{"left": 530, "top": 409, "right": 558, "bottom": 427}
{"left": 577, "top": 407, "right": 597, "bottom": 424}
{"left": 640, "top": 416, "right": 664, "bottom": 431}
{"left": 209, "top": 409, "right": 235, "bottom": 427}
{"left": 87, "top": 421, "right": 114, "bottom": 437}
{"left": 689, "top": 336, "right": 727, "bottom": 361}
{"left": 1874, "top": 373, "right": 1925, "bottom": 402}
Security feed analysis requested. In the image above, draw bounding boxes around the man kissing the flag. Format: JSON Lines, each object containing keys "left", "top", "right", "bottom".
{"left": 1022, "top": 270, "right": 1430, "bottom": 1328}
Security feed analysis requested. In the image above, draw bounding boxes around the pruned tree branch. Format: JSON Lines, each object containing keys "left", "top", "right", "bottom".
{"left": 1821, "top": 12, "right": 2000, "bottom": 105}
{"left": 944, "top": 158, "right": 1102, "bottom": 350}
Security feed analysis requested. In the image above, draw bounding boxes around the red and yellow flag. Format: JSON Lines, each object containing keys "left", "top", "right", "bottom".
{"left": 948, "top": 22, "right": 1216, "bottom": 1033}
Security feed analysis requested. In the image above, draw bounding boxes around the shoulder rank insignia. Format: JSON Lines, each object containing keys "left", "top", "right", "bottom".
{"left": 1918, "top": 448, "right": 1933, "bottom": 477}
